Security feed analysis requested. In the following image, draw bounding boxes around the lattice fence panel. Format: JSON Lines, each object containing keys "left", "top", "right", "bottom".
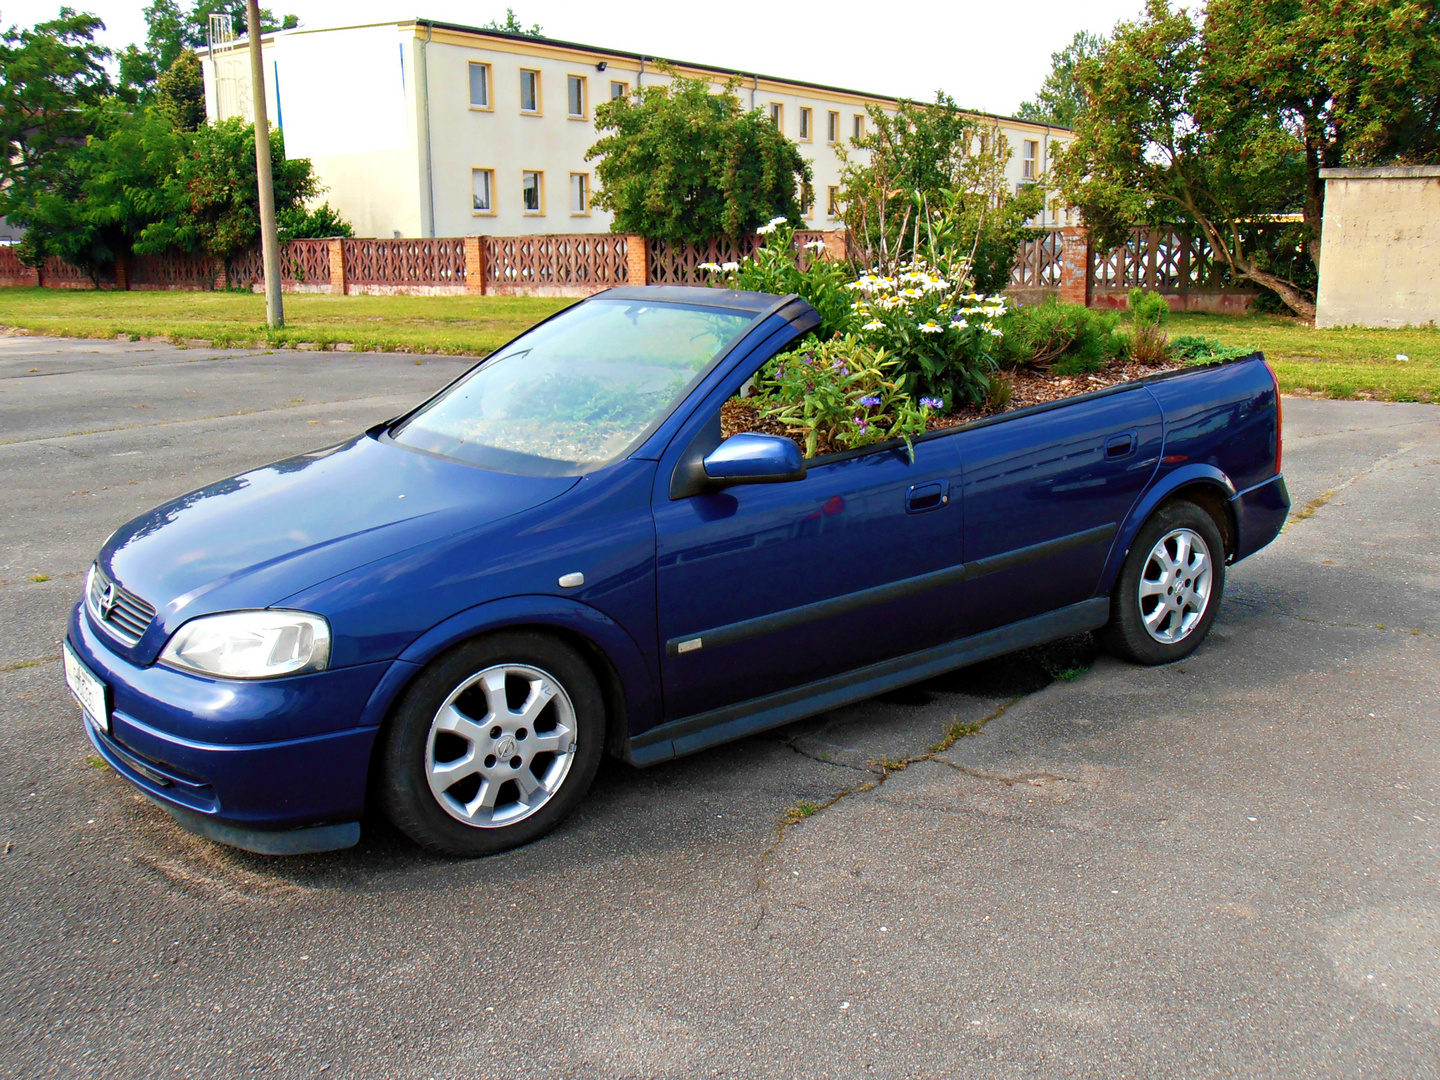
{"left": 280, "top": 239, "right": 333, "bottom": 285}
{"left": 130, "top": 252, "right": 219, "bottom": 289}
{"left": 485, "top": 234, "right": 629, "bottom": 287}
{"left": 41, "top": 255, "right": 100, "bottom": 287}
{"left": 647, "top": 235, "right": 762, "bottom": 285}
{"left": 343, "top": 238, "right": 466, "bottom": 285}
{"left": 1010, "top": 228, "right": 1064, "bottom": 289}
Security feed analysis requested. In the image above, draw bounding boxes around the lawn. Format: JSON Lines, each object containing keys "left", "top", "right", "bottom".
{"left": 0, "top": 288, "right": 572, "bottom": 356}
{"left": 1168, "top": 311, "right": 1440, "bottom": 402}
{"left": 1, "top": 288, "right": 1437, "bottom": 402}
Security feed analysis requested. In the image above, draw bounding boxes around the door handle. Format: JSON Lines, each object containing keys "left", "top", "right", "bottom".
{"left": 906, "top": 481, "right": 949, "bottom": 513}
{"left": 1105, "top": 432, "right": 1136, "bottom": 458}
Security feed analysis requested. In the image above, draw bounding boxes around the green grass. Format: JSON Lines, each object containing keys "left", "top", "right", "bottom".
{"left": 0, "top": 288, "right": 572, "bottom": 356}
{"left": 1168, "top": 312, "right": 1440, "bottom": 402}
{"left": 1, "top": 288, "right": 1437, "bottom": 401}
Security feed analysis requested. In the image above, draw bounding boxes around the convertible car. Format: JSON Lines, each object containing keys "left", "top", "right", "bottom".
{"left": 65, "top": 286, "right": 1289, "bottom": 856}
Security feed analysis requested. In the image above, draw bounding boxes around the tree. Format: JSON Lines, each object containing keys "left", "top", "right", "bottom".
{"left": 482, "top": 8, "right": 542, "bottom": 36}
{"left": 278, "top": 201, "right": 352, "bottom": 239}
{"left": 0, "top": 9, "right": 113, "bottom": 250}
{"left": 137, "top": 119, "right": 319, "bottom": 268}
{"left": 121, "top": 0, "right": 298, "bottom": 97}
{"left": 1016, "top": 30, "right": 1106, "bottom": 129}
{"left": 1203, "top": 0, "right": 1440, "bottom": 252}
{"left": 587, "top": 73, "right": 812, "bottom": 241}
{"left": 838, "top": 94, "right": 1044, "bottom": 293}
{"left": 1054, "top": 1, "right": 1314, "bottom": 318}
{"left": 155, "top": 49, "right": 205, "bottom": 130}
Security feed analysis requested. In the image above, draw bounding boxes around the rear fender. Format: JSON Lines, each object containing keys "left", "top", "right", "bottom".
{"left": 356, "top": 594, "right": 660, "bottom": 743}
{"left": 1098, "top": 464, "right": 1237, "bottom": 596}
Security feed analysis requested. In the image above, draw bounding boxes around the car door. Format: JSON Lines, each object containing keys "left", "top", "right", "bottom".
{"left": 949, "top": 386, "right": 1163, "bottom": 637}
{"left": 652, "top": 426, "right": 964, "bottom": 724}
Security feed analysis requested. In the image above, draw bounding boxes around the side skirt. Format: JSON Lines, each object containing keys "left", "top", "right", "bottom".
{"left": 624, "top": 597, "right": 1111, "bottom": 767}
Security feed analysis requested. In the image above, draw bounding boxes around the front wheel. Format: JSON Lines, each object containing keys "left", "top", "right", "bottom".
{"left": 1102, "top": 501, "right": 1226, "bottom": 665}
{"left": 379, "top": 631, "right": 605, "bottom": 856}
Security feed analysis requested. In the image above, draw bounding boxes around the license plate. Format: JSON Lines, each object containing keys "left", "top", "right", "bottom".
{"left": 63, "top": 641, "right": 109, "bottom": 735}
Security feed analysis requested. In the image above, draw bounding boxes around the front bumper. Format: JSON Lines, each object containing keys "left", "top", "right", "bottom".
{"left": 1230, "top": 473, "right": 1290, "bottom": 562}
{"left": 69, "top": 603, "right": 390, "bottom": 852}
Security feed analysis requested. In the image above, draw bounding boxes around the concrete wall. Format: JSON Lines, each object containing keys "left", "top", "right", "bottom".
{"left": 1316, "top": 166, "right": 1440, "bottom": 328}
{"left": 205, "top": 20, "right": 1072, "bottom": 240}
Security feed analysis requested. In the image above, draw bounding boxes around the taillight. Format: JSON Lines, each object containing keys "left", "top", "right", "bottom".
{"left": 1264, "top": 360, "right": 1282, "bottom": 474}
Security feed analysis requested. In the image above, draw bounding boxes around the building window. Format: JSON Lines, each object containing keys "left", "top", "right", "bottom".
{"left": 570, "top": 172, "right": 589, "bottom": 214}
{"left": 852, "top": 114, "right": 865, "bottom": 140}
{"left": 826, "top": 110, "right": 839, "bottom": 143}
{"left": 1022, "top": 139, "right": 1038, "bottom": 179}
{"left": 826, "top": 185, "right": 840, "bottom": 218}
{"left": 522, "top": 170, "right": 544, "bottom": 213}
{"left": 610, "top": 80, "right": 629, "bottom": 100}
{"left": 800, "top": 185, "right": 814, "bottom": 217}
{"left": 471, "top": 168, "right": 494, "bottom": 213}
{"left": 468, "top": 62, "right": 491, "bottom": 109}
{"left": 769, "top": 102, "right": 783, "bottom": 129}
{"left": 799, "top": 107, "right": 811, "bottom": 140}
{"left": 520, "top": 69, "right": 541, "bottom": 114}
{"left": 567, "top": 75, "right": 587, "bottom": 119}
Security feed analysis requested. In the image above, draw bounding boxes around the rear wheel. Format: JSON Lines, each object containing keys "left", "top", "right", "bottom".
{"left": 379, "top": 631, "right": 605, "bottom": 856}
{"left": 1102, "top": 501, "right": 1226, "bottom": 665}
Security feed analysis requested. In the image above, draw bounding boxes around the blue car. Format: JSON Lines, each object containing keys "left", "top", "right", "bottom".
{"left": 64, "top": 286, "right": 1289, "bottom": 856}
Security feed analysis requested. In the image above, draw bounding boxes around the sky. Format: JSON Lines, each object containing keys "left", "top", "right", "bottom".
{"left": 2, "top": 0, "right": 1152, "bottom": 117}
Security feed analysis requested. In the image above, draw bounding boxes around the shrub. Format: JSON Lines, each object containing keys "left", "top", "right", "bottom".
{"left": 1125, "top": 287, "right": 1170, "bottom": 364}
{"left": 1169, "top": 335, "right": 1254, "bottom": 364}
{"left": 755, "top": 335, "right": 936, "bottom": 458}
{"left": 998, "top": 299, "right": 1123, "bottom": 374}
{"left": 713, "top": 219, "right": 856, "bottom": 340}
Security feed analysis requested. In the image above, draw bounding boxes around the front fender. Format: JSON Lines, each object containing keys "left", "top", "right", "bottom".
{"left": 1098, "top": 463, "right": 1237, "bottom": 597}
{"left": 354, "top": 594, "right": 661, "bottom": 739}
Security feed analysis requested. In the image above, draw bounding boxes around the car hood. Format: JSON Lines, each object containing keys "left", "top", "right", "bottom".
{"left": 101, "top": 434, "right": 579, "bottom": 634}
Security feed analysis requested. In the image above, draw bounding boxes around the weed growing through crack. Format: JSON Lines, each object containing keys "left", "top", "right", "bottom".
{"left": 28, "top": 574, "right": 49, "bottom": 583}
{"left": 783, "top": 800, "right": 822, "bottom": 824}
{"left": 84, "top": 756, "right": 108, "bottom": 770}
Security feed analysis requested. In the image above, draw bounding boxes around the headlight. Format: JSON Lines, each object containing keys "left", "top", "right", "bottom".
{"left": 159, "top": 611, "right": 331, "bottom": 679}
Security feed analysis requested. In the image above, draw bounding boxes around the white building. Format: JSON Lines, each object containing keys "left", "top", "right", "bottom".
{"left": 203, "top": 18, "right": 1072, "bottom": 239}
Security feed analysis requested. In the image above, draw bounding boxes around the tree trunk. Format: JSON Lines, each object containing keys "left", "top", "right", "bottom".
{"left": 1190, "top": 211, "right": 1316, "bottom": 323}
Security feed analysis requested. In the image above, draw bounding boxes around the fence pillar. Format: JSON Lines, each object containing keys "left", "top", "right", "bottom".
{"left": 113, "top": 255, "right": 130, "bottom": 292}
{"left": 328, "top": 238, "right": 347, "bottom": 296}
{"left": 625, "top": 235, "right": 650, "bottom": 285}
{"left": 1058, "top": 226, "right": 1090, "bottom": 307}
{"left": 464, "top": 236, "right": 487, "bottom": 295}
{"left": 821, "top": 229, "right": 849, "bottom": 262}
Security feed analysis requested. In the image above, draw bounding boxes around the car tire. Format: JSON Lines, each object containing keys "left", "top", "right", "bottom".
{"left": 379, "top": 631, "right": 605, "bottom": 857}
{"left": 1102, "top": 500, "right": 1227, "bottom": 666}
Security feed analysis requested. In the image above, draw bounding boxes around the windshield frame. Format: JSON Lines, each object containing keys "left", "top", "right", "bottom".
{"left": 379, "top": 294, "right": 777, "bottom": 476}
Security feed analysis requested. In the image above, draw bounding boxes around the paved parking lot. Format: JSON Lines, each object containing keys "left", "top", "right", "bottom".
{"left": 2, "top": 335, "right": 1438, "bottom": 1079}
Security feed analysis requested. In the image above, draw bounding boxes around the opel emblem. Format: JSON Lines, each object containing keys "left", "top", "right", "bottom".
{"left": 494, "top": 735, "right": 517, "bottom": 759}
{"left": 99, "top": 583, "right": 118, "bottom": 620}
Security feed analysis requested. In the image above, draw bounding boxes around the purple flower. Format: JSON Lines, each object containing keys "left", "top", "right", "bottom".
{"left": 859, "top": 395, "right": 881, "bottom": 407}
{"left": 853, "top": 416, "right": 868, "bottom": 430}
{"left": 832, "top": 361, "right": 849, "bottom": 375}
{"left": 920, "top": 396, "right": 943, "bottom": 409}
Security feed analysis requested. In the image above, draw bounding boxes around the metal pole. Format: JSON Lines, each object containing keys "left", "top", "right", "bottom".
{"left": 247, "top": 0, "right": 283, "bottom": 328}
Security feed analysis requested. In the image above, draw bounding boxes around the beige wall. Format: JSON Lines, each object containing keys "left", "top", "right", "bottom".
{"left": 205, "top": 20, "right": 1071, "bottom": 239}
{"left": 1316, "top": 166, "right": 1440, "bottom": 329}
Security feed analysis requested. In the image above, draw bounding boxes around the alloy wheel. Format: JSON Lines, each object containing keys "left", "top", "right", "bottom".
{"left": 1138, "top": 527, "right": 1213, "bottom": 644}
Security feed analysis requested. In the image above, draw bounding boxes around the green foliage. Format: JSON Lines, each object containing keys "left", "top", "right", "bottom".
{"left": 1125, "top": 288, "right": 1170, "bottom": 363}
{"left": 711, "top": 221, "right": 854, "bottom": 339}
{"left": 277, "top": 202, "right": 352, "bottom": 240}
{"left": 756, "top": 335, "right": 933, "bottom": 459}
{"left": 998, "top": 300, "right": 1123, "bottom": 374}
{"left": 838, "top": 93, "right": 1043, "bottom": 293}
{"left": 1016, "top": 30, "right": 1107, "bottom": 128}
{"left": 847, "top": 267, "right": 1008, "bottom": 407}
{"left": 1127, "top": 288, "right": 1169, "bottom": 327}
{"left": 0, "top": 9, "right": 113, "bottom": 252}
{"left": 155, "top": 49, "right": 204, "bottom": 130}
{"left": 123, "top": 1, "right": 298, "bottom": 96}
{"left": 1169, "top": 335, "right": 1253, "bottom": 363}
{"left": 482, "top": 8, "right": 543, "bottom": 36}
{"left": 137, "top": 120, "right": 320, "bottom": 266}
{"left": 587, "top": 71, "right": 813, "bottom": 241}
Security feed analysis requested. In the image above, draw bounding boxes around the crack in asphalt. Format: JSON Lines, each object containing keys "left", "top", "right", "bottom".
{"left": 750, "top": 695, "right": 1022, "bottom": 933}
{"left": 1282, "top": 434, "right": 1435, "bottom": 531}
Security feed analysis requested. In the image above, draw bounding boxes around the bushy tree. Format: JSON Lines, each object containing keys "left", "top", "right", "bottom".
{"left": 155, "top": 49, "right": 205, "bottom": 130}
{"left": 587, "top": 72, "right": 813, "bottom": 241}
{"left": 0, "top": 9, "right": 113, "bottom": 250}
{"left": 278, "top": 202, "right": 353, "bottom": 240}
{"left": 482, "top": 8, "right": 542, "bottom": 36}
{"left": 1016, "top": 30, "right": 1106, "bottom": 129}
{"left": 838, "top": 93, "right": 1043, "bottom": 293}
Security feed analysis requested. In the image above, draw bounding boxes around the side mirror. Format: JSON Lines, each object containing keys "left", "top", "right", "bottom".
{"left": 702, "top": 433, "right": 806, "bottom": 486}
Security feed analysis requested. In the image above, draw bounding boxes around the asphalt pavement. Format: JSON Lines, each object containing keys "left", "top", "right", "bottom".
{"left": 1, "top": 334, "right": 1437, "bottom": 1079}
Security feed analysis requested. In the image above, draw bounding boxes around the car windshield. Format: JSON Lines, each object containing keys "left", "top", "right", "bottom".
{"left": 389, "top": 298, "right": 755, "bottom": 475}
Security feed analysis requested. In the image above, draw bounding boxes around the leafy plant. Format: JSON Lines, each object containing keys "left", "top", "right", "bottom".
{"left": 707, "top": 218, "right": 855, "bottom": 339}
{"left": 277, "top": 201, "right": 353, "bottom": 240}
{"left": 1169, "top": 335, "right": 1254, "bottom": 363}
{"left": 587, "top": 71, "right": 812, "bottom": 241}
{"left": 998, "top": 299, "right": 1123, "bottom": 374}
{"left": 756, "top": 335, "right": 935, "bottom": 459}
